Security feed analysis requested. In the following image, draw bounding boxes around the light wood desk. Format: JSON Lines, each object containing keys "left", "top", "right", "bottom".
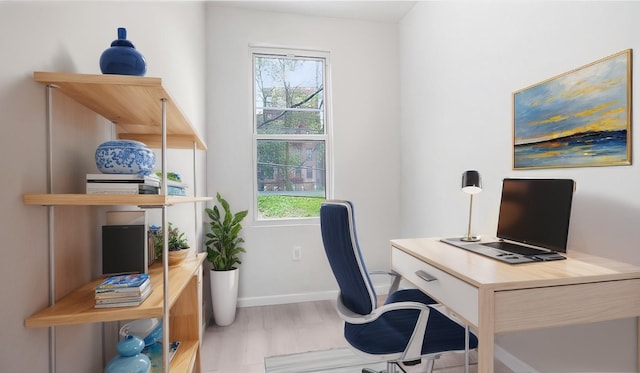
{"left": 390, "top": 237, "right": 640, "bottom": 372}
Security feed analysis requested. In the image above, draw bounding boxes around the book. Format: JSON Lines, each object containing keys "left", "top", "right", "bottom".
{"left": 95, "top": 287, "right": 152, "bottom": 304}
{"left": 86, "top": 183, "right": 159, "bottom": 194}
{"left": 87, "top": 178, "right": 161, "bottom": 188}
{"left": 96, "top": 273, "right": 149, "bottom": 290}
{"left": 166, "top": 185, "right": 187, "bottom": 196}
{"left": 88, "top": 179, "right": 161, "bottom": 188}
{"left": 94, "top": 299, "right": 145, "bottom": 308}
{"left": 86, "top": 183, "right": 159, "bottom": 191}
{"left": 165, "top": 179, "right": 188, "bottom": 188}
{"left": 142, "top": 341, "right": 181, "bottom": 372}
{"left": 94, "top": 287, "right": 151, "bottom": 308}
{"left": 87, "top": 173, "right": 161, "bottom": 182}
{"left": 95, "top": 279, "right": 150, "bottom": 296}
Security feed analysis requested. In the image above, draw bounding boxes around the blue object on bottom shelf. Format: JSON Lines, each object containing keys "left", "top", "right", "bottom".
{"left": 105, "top": 335, "right": 151, "bottom": 373}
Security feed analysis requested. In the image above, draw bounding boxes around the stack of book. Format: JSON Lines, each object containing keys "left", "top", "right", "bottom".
{"left": 95, "top": 273, "right": 152, "bottom": 308}
{"left": 86, "top": 174, "right": 160, "bottom": 195}
{"left": 154, "top": 171, "right": 189, "bottom": 196}
{"left": 165, "top": 179, "right": 189, "bottom": 196}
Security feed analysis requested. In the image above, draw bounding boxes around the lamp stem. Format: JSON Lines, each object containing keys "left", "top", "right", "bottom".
{"left": 460, "top": 194, "right": 480, "bottom": 242}
{"left": 466, "top": 194, "right": 473, "bottom": 240}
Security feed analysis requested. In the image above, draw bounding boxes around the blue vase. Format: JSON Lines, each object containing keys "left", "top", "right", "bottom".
{"left": 104, "top": 335, "right": 151, "bottom": 373}
{"left": 100, "top": 27, "right": 147, "bottom": 76}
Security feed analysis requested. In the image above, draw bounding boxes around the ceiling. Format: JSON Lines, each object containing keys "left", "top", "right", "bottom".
{"left": 213, "top": 1, "right": 417, "bottom": 23}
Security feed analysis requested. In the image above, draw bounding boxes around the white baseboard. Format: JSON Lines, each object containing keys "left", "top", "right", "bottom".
{"left": 238, "top": 290, "right": 339, "bottom": 307}
{"left": 237, "top": 284, "right": 390, "bottom": 307}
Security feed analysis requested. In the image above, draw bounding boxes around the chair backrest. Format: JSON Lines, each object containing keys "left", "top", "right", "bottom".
{"left": 320, "top": 200, "right": 377, "bottom": 315}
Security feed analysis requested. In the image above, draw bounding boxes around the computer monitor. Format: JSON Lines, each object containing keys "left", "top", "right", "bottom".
{"left": 496, "top": 178, "right": 575, "bottom": 252}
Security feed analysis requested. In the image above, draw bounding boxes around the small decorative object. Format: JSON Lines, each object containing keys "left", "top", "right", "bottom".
{"left": 100, "top": 27, "right": 147, "bottom": 76}
{"left": 155, "top": 171, "right": 182, "bottom": 183}
{"left": 151, "top": 223, "right": 190, "bottom": 265}
{"left": 513, "top": 49, "right": 631, "bottom": 169}
{"left": 95, "top": 140, "right": 155, "bottom": 175}
{"left": 205, "top": 193, "right": 248, "bottom": 326}
{"left": 155, "top": 171, "right": 188, "bottom": 196}
{"left": 104, "top": 335, "right": 151, "bottom": 373}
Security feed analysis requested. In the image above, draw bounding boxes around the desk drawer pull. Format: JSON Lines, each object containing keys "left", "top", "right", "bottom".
{"left": 416, "top": 270, "right": 438, "bottom": 282}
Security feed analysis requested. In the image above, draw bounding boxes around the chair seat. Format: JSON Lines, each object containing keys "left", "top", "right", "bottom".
{"left": 345, "top": 289, "right": 478, "bottom": 356}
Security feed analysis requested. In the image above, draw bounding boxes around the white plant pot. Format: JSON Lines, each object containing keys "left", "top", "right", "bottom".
{"left": 210, "top": 268, "right": 239, "bottom": 326}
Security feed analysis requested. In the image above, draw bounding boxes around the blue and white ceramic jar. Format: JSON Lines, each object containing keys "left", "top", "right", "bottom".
{"left": 100, "top": 27, "right": 147, "bottom": 76}
{"left": 95, "top": 140, "right": 155, "bottom": 175}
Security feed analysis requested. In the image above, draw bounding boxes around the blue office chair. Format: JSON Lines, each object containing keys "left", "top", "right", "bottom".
{"left": 320, "top": 200, "right": 478, "bottom": 373}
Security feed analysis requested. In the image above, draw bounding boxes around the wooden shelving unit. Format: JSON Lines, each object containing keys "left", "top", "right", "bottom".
{"left": 26, "top": 72, "right": 210, "bottom": 373}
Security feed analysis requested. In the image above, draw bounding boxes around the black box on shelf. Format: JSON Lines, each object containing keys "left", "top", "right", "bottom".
{"left": 102, "top": 225, "right": 146, "bottom": 275}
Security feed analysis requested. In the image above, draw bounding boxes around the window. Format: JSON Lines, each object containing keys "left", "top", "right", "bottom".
{"left": 252, "top": 48, "right": 331, "bottom": 220}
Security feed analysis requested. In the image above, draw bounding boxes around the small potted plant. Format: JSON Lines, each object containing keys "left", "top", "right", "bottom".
{"left": 205, "top": 193, "right": 248, "bottom": 326}
{"left": 152, "top": 222, "right": 190, "bottom": 266}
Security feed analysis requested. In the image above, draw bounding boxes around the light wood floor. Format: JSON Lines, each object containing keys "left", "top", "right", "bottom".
{"left": 201, "top": 299, "right": 514, "bottom": 373}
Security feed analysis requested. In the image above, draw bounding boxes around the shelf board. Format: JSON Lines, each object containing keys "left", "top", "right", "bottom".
{"left": 25, "top": 254, "right": 205, "bottom": 328}
{"left": 33, "top": 71, "right": 206, "bottom": 150}
{"left": 23, "top": 194, "right": 212, "bottom": 206}
{"left": 171, "top": 340, "right": 199, "bottom": 372}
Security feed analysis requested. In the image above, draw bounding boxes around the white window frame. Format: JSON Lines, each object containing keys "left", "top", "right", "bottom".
{"left": 250, "top": 46, "right": 333, "bottom": 225}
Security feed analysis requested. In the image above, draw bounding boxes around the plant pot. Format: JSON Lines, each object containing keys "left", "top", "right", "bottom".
{"left": 209, "top": 268, "right": 239, "bottom": 326}
{"left": 168, "top": 250, "right": 189, "bottom": 266}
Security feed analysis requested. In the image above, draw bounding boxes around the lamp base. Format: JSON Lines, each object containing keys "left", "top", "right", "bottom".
{"left": 460, "top": 236, "right": 481, "bottom": 242}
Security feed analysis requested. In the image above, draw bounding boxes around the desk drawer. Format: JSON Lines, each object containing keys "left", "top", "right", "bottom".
{"left": 391, "top": 247, "right": 479, "bottom": 326}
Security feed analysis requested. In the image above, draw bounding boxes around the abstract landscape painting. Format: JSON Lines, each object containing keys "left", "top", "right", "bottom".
{"left": 513, "top": 49, "right": 631, "bottom": 169}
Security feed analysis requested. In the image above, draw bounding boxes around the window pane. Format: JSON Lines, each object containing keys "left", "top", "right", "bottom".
{"left": 255, "top": 56, "right": 324, "bottom": 135}
{"left": 257, "top": 140, "right": 325, "bottom": 219}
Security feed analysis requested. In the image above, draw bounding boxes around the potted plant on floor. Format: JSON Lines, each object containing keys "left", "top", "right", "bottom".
{"left": 205, "top": 192, "right": 248, "bottom": 326}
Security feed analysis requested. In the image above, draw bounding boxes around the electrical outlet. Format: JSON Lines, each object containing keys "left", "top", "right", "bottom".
{"left": 292, "top": 246, "right": 302, "bottom": 261}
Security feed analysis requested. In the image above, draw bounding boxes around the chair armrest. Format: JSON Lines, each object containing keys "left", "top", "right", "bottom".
{"left": 336, "top": 295, "right": 430, "bottom": 324}
{"left": 368, "top": 269, "right": 401, "bottom": 294}
{"left": 336, "top": 296, "right": 433, "bottom": 361}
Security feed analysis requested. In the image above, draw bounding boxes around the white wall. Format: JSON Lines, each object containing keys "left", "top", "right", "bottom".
{"left": 399, "top": 2, "right": 640, "bottom": 371}
{"left": 0, "top": 2, "right": 206, "bottom": 371}
{"left": 205, "top": 5, "right": 402, "bottom": 305}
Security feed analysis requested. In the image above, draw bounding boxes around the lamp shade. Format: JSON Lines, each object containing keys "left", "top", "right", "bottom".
{"left": 461, "top": 170, "right": 481, "bottom": 195}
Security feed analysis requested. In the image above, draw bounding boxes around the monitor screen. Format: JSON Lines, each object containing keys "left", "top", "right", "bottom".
{"left": 496, "top": 178, "right": 575, "bottom": 252}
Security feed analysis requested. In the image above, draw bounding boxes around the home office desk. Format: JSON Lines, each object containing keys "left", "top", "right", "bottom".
{"left": 390, "top": 237, "right": 640, "bottom": 372}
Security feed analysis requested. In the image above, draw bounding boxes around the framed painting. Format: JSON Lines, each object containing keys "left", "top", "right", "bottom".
{"left": 513, "top": 49, "right": 632, "bottom": 169}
